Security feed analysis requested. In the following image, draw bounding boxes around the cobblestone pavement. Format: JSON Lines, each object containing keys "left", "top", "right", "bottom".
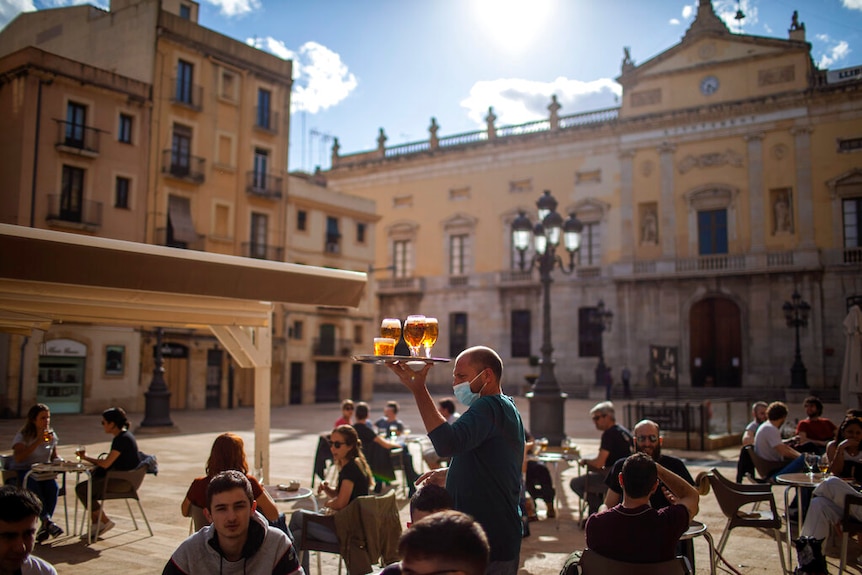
{"left": 2, "top": 393, "right": 860, "bottom": 574}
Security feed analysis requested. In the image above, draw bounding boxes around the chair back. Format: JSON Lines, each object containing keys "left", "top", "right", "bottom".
{"left": 102, "top": 464, "right": 147, "bottom": 501}
{"left": 743, "top": 445, "right": 783, "bottom": 480}
{"left": 706, "top": 468, "right": 780, "bottom": 527}
{"left": 1, "top": 454, "right": 18, "bottom": 485}
{"left": 579, "top": 549, "right": 691, "bottom": 575}
{"left": 190, "top": 504, "right": 208, "bottom": 531}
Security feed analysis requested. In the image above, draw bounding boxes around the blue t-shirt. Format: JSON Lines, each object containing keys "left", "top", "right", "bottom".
{"left": 428, "top": 394, "right": 525, "bottom": 562}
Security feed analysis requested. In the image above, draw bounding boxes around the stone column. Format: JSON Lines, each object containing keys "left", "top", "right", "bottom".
{"left": 658, "top": 143, "right": 677, "bottom": 258}
{"left": 745, "top": 132, "right": 766, "bottom": 253}
{"left": 792, "top": 126, "right": 815, "bottom": 249}
{"left": 619, "top": 149, "right": 635, "bottom": 262}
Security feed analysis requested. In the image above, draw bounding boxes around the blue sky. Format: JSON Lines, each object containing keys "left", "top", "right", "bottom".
{"left": 2, "top": 0, "right": 862, "bottom": 172}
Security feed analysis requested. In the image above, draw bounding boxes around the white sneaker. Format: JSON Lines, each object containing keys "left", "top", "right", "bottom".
{"left": 81, "top": 520, "right": 115, "bottom": 540}
{"left": 97, "top": 520, "right": 115, "bottom": 536}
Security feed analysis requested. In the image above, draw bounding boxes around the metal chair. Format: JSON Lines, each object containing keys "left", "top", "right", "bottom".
{"left": 839, "top": 492, "right": 862, "bottom": 574}
{"left": 579, "top": 548, "right": 692, "bottom": 575}
{"left": 91, "top": 464, "right": 153, "bottom": 537}
{"left": 706, "top": 468, "right": 787, "bottom": 573}
{"left": 188, "top": 503, "right": 208, "bottom": 534}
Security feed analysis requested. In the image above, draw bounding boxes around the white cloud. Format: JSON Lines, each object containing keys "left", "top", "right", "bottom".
{"left": 460, "top": 77, "right": 622, "bottom": 128}
{"left": 669, "top": 18, "right": 680, "bottom": 25}
{"left": 763, "top": 23, "right": 772, "bottom": 34}
{"left": 713, "top": 0, "right": 758, "bottom": 30}
{"left": 842, "top": 0, "right": 862, "bottom": 11}
{"left": 1, "top": 0, "right": 107, "bottom": 29}
{"left": 201, "top": 0, "right": 260, "bottom": 17}
{"left": 249, "top": 37, "right": 358, "bottom": 114}
{"left": 818, "top": 40, "right": 851, "bottom": 69}
{"left": 816, "top": 33, "right": 831, "bottom": 42}
{"left": 681, "top": 5, "right": 694, "bottom": 19}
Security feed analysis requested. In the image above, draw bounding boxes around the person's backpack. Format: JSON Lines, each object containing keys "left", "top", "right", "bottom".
{"left": 560, "top": 550, "right": 582, "bottom": 575}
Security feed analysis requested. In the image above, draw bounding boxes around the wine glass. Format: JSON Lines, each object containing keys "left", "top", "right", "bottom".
{"left": 403, "top": 315, "right": 427, "bottom": 357}
{"left": 818, "top": 454, "right": 830, "bottom": 475}
{"left": 422, "top": 317, "right": 438, "bottom": 358}
{"left": 804, "top": 453, "right": 818, "bottom": 476}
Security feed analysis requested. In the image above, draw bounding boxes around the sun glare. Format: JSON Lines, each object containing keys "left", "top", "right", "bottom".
{"left": 471, "top": 0, "right": 556, "bottom": 55}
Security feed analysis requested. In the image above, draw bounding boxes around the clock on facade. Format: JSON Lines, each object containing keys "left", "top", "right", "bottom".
{"left": 700, "top": 75, "right": 719, "bottom": 96}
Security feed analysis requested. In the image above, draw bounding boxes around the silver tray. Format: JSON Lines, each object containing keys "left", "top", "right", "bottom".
{"left": 352, "top": 354, "right": 451, "bottom": 365}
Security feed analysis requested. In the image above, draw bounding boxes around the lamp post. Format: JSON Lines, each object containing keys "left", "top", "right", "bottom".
{"left": 141, "top": 327, "right": 174, "bottom": 427}
{"left": 511, "top": 190, "right": 582, "bottom": 445}
{"left": 783, "top": 290, "right": 810, "bottom": 389}
{"left": 591, "top": 300, "right": 614, "bottom": 394}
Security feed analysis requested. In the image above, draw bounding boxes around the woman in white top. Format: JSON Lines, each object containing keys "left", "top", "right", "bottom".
{"left": 11, "top": 403, "right": 63, "bottom": 542}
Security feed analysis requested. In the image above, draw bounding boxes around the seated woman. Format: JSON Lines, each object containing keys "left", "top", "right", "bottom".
{"left": 181, "top": 432, "right": 279, "bottom": 526}
{"left": 10, "top": 403, "right": 63, "bottom": 541}
{"left": 75, "top": 407, "right": 141, "bottom": 536}
{"left": 289, "top": 424, "right": 372, "bottom": 573}
{"left": 827, "top": 416, "right": 862, "bottom": 481}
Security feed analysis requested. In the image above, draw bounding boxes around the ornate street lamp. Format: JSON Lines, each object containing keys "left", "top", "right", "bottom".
{"left": 783, "top": 290, "right": 811, "bottom": 389}
{"left": 141, "top": 327, "right": 174, "bottom": 427}
{"left": 591, "top": 300, "right": 614, "bottom": 392}
{"left": 511, "top": 190, "right": 582, "bottom": 445}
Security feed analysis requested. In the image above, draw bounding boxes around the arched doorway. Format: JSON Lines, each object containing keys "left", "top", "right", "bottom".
{"left": 689, "top": 297, "right": 742, "bottom": 387}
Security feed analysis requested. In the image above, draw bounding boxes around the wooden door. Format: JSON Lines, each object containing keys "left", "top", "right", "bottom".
{"left": 690, "top": 298, "right": 742, "bottom": 387}
{"left": 164, "top": 355, "right": 188, "bottom": 409}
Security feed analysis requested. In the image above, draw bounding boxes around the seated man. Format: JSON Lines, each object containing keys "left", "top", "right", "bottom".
{"left": 354, "top": 402, "right": 420, "bottom": 496}
{"left": 380, "top": 510, "right": 490, "bottom": 575}
{"left": 754, "top": 401, "right": 805, "bottom": 477}
{"left": 163, "top": 470, "right": 302, "bottom": 575}
{"left": 742, "top": 401, "right": 768, "bottom": 446}
{"left": 0, "top": 485, "right": 58, "bottom": 575}
{"left": 795, "top": 396, "right": 837, "bottom": 454}
{"left": 570, "top": 402, "right": 632, "bottom": 517}
{"left": 586, "top": 453, "right": 699, "bottom": 563}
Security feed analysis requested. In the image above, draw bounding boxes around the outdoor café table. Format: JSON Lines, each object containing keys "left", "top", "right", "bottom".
{"left": 25, "top": 460, "right": 95, "bottom": 543}
{"left": 681, "top": 520, "right": 717, "bottom": 575}
{"left": 264, "top": 484, "right": 319, "bottom": 512}
{"left": 537, "top": 447, "right": 580, "bottom": 528}
{"left": 775, "top": 472, "right": 830, "bottom": 571}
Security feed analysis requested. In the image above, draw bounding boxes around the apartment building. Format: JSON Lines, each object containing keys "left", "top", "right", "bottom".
{"left": 324, "top": 1, "right": 862, "bottom": 396}
{"left": 0, "top": 0, "right": 374, "bottom": 414}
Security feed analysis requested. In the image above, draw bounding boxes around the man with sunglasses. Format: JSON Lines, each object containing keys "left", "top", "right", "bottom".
{"left": 569, "top": 401, "right": 632, "bottom": 518}
{"left": 602, "top": 419, "right": 694, "bottom": 510}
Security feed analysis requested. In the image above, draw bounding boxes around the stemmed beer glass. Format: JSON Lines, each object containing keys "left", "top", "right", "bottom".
{"left": 403, "top": 315, "right": 427, "bottom": 357}
{"left": 422, "top": 317, "right": 438, "bottom": 358}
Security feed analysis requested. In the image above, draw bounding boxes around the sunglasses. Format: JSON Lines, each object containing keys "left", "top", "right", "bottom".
{"left": 636, "top": 434, "right": 659, "bottom": 443}
{"left": 329, "top": 441, "right": 346, "bottom": 448}
{"left": 591, "top": 414, "right": 605, "bottom": 421}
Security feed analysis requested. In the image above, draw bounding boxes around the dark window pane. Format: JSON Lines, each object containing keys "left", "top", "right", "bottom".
{"left": 578, "top": 307, "right": 600, "bottom": 357}
{"left": 450, "top": 312, "right": 468, "bottom": 357}
{"left": 511, "top": 310, "right": 531, "bottom": 357}
{"left": 115, "top": 177, "right": 130, "bottom": 209}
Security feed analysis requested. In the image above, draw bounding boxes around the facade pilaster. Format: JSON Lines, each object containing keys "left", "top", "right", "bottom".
{"left": 792, "top": 126, "right": 816, "bottom": 249}
{"left": 619, "top": 149, "right": 635, "bottom": 261}
{"left": 744, "top": 132, "right": 766, "bottom": 253}
{"left": 658, "top": 143, "right": 676, "bottom": 258}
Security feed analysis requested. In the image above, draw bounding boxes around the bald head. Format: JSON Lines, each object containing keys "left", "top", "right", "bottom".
{"left": 633, "top": 419, "right": 661, "bottom": 460}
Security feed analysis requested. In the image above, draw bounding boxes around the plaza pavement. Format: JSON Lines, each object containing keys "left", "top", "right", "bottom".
{"left": 2, "top": 393, "right": 860, "bottom": 574}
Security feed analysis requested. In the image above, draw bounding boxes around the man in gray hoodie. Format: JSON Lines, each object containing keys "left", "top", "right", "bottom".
{"left": 163, "top": 470, "right": 303, "bottom": 575}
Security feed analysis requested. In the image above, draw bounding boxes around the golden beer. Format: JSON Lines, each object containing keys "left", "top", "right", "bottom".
{"left": 403, "top": 315, "right": 427, "bottom": 356}
{"left": 374, "top": 338, "right": 396, "bottom": 356}
{"left": 380, "top": 318, "right": 402, "bottom": 341}
{"left": 422, "top": 317, "right": 439, "bottom": 357}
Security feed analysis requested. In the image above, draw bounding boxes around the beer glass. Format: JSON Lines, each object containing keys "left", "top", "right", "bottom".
{"left": 403, "top": 315, "right": 427, "bottom": 357}
{"left": 380, "top": 318, "right": 402, "bottom": 342}
{"left": 374, "top": 338, "right": 396, "bottom": 356}
{"left": 422, "top": 317, "right": 439, "bottom": 358}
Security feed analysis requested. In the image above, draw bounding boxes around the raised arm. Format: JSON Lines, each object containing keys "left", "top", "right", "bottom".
{"left": 656, "top": 462, "right": 699, "bottom": 520}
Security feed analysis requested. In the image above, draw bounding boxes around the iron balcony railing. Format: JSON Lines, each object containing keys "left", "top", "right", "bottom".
{"left": 54, "top": 120, "right": 100, "bottom": 155}
{"left": 254, "top": 107, "right": 279, "bottom": 133}
{"left": 162, "top": 149, "right": 205, "bottom": 183}
{"left": 312, "top": 337, "right": 354, "bottom": 357}
{"left": 45, "top": 194, "right": 102, "bottom": 228}
{"left": 241, "top": 242, "right": 283, "bottom": 261}
{"left": 246, "top": 171, "right": 283, "bottom": 199}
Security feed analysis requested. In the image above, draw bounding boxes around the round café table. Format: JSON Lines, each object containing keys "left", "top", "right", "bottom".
{"left": 536, "top": 448, "right": 580, "bottom": 529}
{"left": 775, "top": 472, "right": 830, "bottom": 571}
{"left": 681, "top": 520, "right": 717, "bottom": 575}
{"left": 264, "top": 485, "right": 319, "bottom": 512}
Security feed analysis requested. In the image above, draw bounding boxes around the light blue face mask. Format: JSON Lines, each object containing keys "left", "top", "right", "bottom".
{"left": 453, "top": 370, "right": 486, "bottom": 407}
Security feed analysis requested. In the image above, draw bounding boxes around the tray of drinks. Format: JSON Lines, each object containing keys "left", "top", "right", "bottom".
{"left": 352, "top": 354, "right": 451, "bottom": 365}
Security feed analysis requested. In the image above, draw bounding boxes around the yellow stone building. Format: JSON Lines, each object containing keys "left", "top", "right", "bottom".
{"left": 325, "top": 1, "right": 862, "bottom": 398}
{"left": 0, "top": 0, "right": 377, "bottom": 414}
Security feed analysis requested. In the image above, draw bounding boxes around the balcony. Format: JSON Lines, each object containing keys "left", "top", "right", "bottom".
{"left": 54, "top": 120, "right": 100, "bottom": 157}
{"left": 162, "top": 149, "right": 205, "bottom": 183}
{"left": 45, "top": 194, "right": 102, "bottom": 230}
{"left": 324, "top": 234, "right": 341, "bottom": 255}
{"left": 246, "top": 171, "right": 283, "bottom": 200}
{"left": 449, "top": 275, "right": 469, "bottom": 287}
{"left": 377, "top": 276, "right": 425, "bottom": 295}
{"left": 254, "top": 108, "right": 279, "bottom": 134}
{"left": 171, "top": 80, "right": 203, "bottom": 110}
{"left": 154, "top": 227, "right": 205, "bottom": 250}
{"left": 312, "top": 337, "right": 354, "bottom": 357}
{"left": 241, "top": 242, "right": 283, "bottom": 261}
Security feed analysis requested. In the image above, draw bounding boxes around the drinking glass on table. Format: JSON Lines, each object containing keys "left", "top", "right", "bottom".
{"left": 804, "top": 453, "right": 819, "bottom": 476}
{"left": 819, "top": 454, "right": 830, "bottom": 475}
{"left": 422, "top": 317, "right": 438, "bottom": 358}
{"left": 403, "top": 315, "right": 427, "bottom": 357}
{"left": 75, "top": 445, "right": 85, "bottom": 462}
